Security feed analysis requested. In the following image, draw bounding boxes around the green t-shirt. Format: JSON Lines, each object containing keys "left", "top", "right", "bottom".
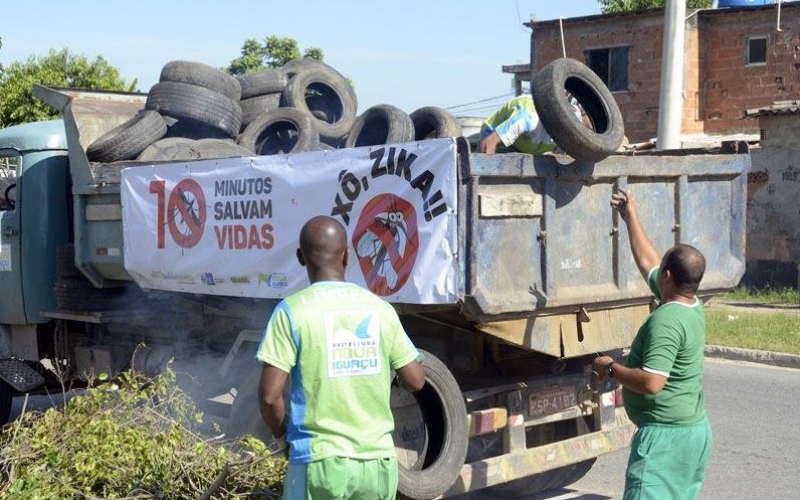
{"left": 623, "top": 267, "right": 707, "bottom": 426}
{"left": 256, "top": 281, "right": 421, "bottom": 464}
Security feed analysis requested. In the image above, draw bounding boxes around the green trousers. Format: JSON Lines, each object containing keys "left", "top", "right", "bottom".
{"left": 283, "top": 456, "right": 398, "bottom": 500}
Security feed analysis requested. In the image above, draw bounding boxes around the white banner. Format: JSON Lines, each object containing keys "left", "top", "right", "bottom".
{"left": 120, "top": 138, "right": 459, "bottom": 304}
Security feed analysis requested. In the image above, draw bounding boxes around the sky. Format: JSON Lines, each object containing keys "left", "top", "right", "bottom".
{"left": 0, "top": 1, "right": 602, "bottom": 118}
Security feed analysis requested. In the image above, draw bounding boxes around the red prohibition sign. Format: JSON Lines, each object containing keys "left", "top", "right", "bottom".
{"left": 352, "top": 194, "right": 419, "bottom": 296}
{"left": 167, "top": 179, "right": 206, "bottom": 248}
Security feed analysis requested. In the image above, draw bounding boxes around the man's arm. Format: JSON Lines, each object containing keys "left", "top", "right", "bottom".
{"left": 592, "top": 355, "right": 667, "bottom": 395}
{"left": 396, "top": 360, "right": 425, "bottom": 392}
{"left": 611, "top": 189, "right": 661, "bottom": 281}
{"left": 478, "top": 131, "right": 503, "bottom": 154}
{"left": 259, "top": 364, "right": 288, "bottom": 440}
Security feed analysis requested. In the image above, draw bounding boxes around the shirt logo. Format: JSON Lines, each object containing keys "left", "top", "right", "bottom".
{"left": 326, "top": 311, "right": 382, "bottom": 378}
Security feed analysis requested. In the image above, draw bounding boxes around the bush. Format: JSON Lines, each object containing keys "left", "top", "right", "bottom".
{"left": 0, "top": 367, "right": 285, "bottom": 499}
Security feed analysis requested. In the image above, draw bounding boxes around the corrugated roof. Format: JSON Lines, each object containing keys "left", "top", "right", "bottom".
{"left": 745, "top": 101, "right": 800, "bottom": 118}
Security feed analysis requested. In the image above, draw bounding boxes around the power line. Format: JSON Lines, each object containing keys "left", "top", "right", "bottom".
{"left": 444, "top": 92, "right": 514, "bottom": 111}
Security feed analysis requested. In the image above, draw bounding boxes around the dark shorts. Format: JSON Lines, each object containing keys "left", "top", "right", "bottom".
{"left": 624, "top": 417, "right": 713, "bottom": 500}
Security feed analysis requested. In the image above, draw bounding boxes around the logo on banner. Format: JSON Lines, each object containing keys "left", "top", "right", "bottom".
{"left": 353, "top": 194, "right": 419, "bottom": 296}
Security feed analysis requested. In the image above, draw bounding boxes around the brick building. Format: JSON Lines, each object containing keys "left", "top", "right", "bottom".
{"left": 505, "top": 3, "right": 800, "bottom": 144}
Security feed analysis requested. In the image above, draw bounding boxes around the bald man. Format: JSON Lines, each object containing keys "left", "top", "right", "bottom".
{"left": 256, "top": 215, "right": 425, "bottom": 500}
{"left": 593, "top": 190, "right": 713, "bottom": 500}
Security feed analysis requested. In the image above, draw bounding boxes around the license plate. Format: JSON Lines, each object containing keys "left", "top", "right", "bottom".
{"left": 528, "top": 386, "right": 577, "bottom": 417}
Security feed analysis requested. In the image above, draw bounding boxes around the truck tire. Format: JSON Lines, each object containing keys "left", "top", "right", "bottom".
{"left": 56, "top": 244, "right": 81, "bottom": 278}
{"left": 226, "top": 368, "right": 284, "bottom": 454}
{"left": 410, "top": 106, "right": 462, "bottom": 140}
{"left": 86, "top": 110, "right": 167, "bottom": 163}
{"left": 280, "top": 66, "right": 357, "bottom": 145}
{"left": 396, "top": 350, "right": 468, "bottom": 500}
{"left": 238, "top": 108, "right": 319, "bottom": 156}
{"left": 138, "top": 138, "right": 252, "bottom": 162}
{"left": 0, "top": 381, "right": 10, "bottom": 426}
{"left": 240, "top": 93, "right": 282, "bottom": 131}
{"left": 53, "top": 278, "right": 131, "bottom": 312}
{"left": 344, "top": 104, "right": 415, "bottom": 149}
{"left": 532, "top": 57, "right": 624, "bottom": 163}
{"left": 159, "top": 60, "right": 242, "bottom": 101}
{"left": 145, "top": 81, "right": 242, "bottom": 139}
{"left": 237, "top": 69, "right": 288, "bottom": 99}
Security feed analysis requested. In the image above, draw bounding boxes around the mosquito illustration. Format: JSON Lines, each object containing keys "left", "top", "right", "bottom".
{"left": 356, "top": 204, "right": 409, "bottom": 289}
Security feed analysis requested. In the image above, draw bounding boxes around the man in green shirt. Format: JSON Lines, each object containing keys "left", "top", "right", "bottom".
{"left": 593, "top": 189, "right": 713, "bottom": 500}
{"left": 257, "top": 215, "right": 426, "bottom": 500}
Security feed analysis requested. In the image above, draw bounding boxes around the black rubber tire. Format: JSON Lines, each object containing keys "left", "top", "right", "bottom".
{"left": 159, "top": 60, "right": 242, "bottom": 101}
{"left": 145, "top": 81, "right": 242, "bottom": 139}
{"left": 238, "top": 108, "right": 319, "bottom": 156}
{"left": 3, "top": 183, "right": 15, "bottom": 210}
{"left": 86, "top": 110, "right": 167, "bottom": 163}
{"left": 532, "top": 57, "right": 624, "bottom": 163}
{"left": 240, "top": 93, "right": 282, "bottom": 130}
{"left": 396, "top": 350, "right": 468, "bottom": 500}
{"left": 480, "top": 459, "right": 596, "bottom": 497}
{"left": 237, "top": 69, "right": 288, "bottom": 99}
{"left": 0, "top": 381, "right": 11, "bottom": 426}
{"left": 344, "top": 104, "right": 415, "bottom": 149}
{"left": 226, "top": 369, "right": 283, "bottom": 453}
{"left": 53, "top": 278, "right": 127, "bottom": 312}
{"left": 137, "top": 138, "right": 252, "bottom": 162}
{"left": 410, "top": 106, "right": 462, "bottom": 140}
{"left": 162, "top": 116, "right": 233, "bottom": 141}
{"left": 280, "top": 66, "right": 357, "bottom": 144}
{"left": 56, "top": 244, "right": 81, "bottom": 278}
{"left": 282, "top": 58, "right": 335, "bottom": 78}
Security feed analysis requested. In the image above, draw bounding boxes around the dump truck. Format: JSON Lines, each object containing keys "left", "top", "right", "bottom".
{"left": 0, "top": 84, "right": 749, "bottom": 499}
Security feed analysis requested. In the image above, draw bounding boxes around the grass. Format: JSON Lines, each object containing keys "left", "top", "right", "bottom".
{"left": 719, "top": 285, "right": 799, "bottom": 305}
{"left": 706, "top": 307, "right": 800, "bottom": 355}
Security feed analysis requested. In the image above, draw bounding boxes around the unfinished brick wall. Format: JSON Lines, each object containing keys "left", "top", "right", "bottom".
{"left": 701, "top": 8, "right": 800, "bottom": 135}
{"left": 530, "top": 5, "right": 800, "bottom": 143}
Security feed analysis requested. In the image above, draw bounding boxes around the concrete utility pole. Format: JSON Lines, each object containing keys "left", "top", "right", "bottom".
{"left": 656, "top": 0, "right": 686, "bottom": 150}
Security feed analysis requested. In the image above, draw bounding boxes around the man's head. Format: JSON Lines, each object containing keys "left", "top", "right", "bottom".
{"left": 659, "top": 244, "right": 706, "bottom": 296}
{"left": 297, "top": 215, "right": 348, "bottom": 282}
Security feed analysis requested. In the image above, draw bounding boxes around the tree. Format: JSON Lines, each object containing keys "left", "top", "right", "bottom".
{"left": 227, "top": 36, "right": 324, "bottom": 75}
{"left": 598, "top": 0, "right": 712, "bottom": 13}
{"left": 0, "top": 48, "right": 134, "bottom": 127}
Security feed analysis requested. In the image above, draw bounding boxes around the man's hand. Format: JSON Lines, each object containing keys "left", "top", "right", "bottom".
{"left": 478, "top": 131, "right": 502, "bottom": 154}
{"left": 610, "top": 188, "right": 637, "bottom": 222}
{"left": 592, "top": 355, "right": 616, "bottom": 381}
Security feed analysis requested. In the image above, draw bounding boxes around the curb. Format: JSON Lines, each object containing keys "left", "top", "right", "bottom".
{"left": 705, "top": 345, "right": 800, "bottom": 369}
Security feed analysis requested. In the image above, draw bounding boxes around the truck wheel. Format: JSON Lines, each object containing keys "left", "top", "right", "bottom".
{"left": 344, "top": 105, "right": 415, "bottom": 149}
{"left": 410, "top": 106, "right": 462, "bottom": 140}
{"left": 159, "top": 60, "right": 242, "bottom": 101}
{"left": 56, "top": 244, "right": 81, "bottom": 278}
{"left": 280, "top": 66, "right": 357, "bottom": 145}
{"left": 237, "top": 69, "right": 288, "bottom": 99}
{"left": 86, "top": 110, "right": 167, "bottom": 163}
{"left": 0, "top": 381, "right": 11, "bottom": 425}
{"left": 4, "top": 183, "right": 16, "bottom": 210}
{"left": 238, "top": 108, "right": 319, "bottom": 156}
{"left": 146, "top": 81, "right": 242, "bottom": 139}
{"left": 226, "top": 369, "right": 283, "bottom": 453}
{"left": 240, "top": 93, "right": 282, "bottom": 131}
{"left": 395, "top": 350, "right": 468, "bottom": 500}
{"left": 532, "top": 57, "right": 624, "bottom": 163}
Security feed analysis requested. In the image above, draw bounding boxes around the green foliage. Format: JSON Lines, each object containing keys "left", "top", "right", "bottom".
{"left": 227, "top": 36, "right": 324, "bottom": 75}
{"left": 598, "top": 0, "right": 713, "bottom": 14}
{"left": 0, "top": 48, "right": 134, "bottom": 128}
{"left": 721, "top": 285, "right": 799, "bottom": 305}
{"left": 0, "top": 367, "right": 285, "bottom": 499}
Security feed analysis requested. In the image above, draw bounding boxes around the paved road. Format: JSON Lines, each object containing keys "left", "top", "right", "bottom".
{"left": 502, "top": 358, "right": 800, "bottom": 500}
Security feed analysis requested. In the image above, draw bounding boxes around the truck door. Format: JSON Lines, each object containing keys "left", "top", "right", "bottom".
{"left": 0, "top": 150, "right": 25, "bottom": 324}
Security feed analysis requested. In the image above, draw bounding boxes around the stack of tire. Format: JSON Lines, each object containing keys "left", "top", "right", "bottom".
{"left": 85, "top": 59, "right": 462, "bottom": 164}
